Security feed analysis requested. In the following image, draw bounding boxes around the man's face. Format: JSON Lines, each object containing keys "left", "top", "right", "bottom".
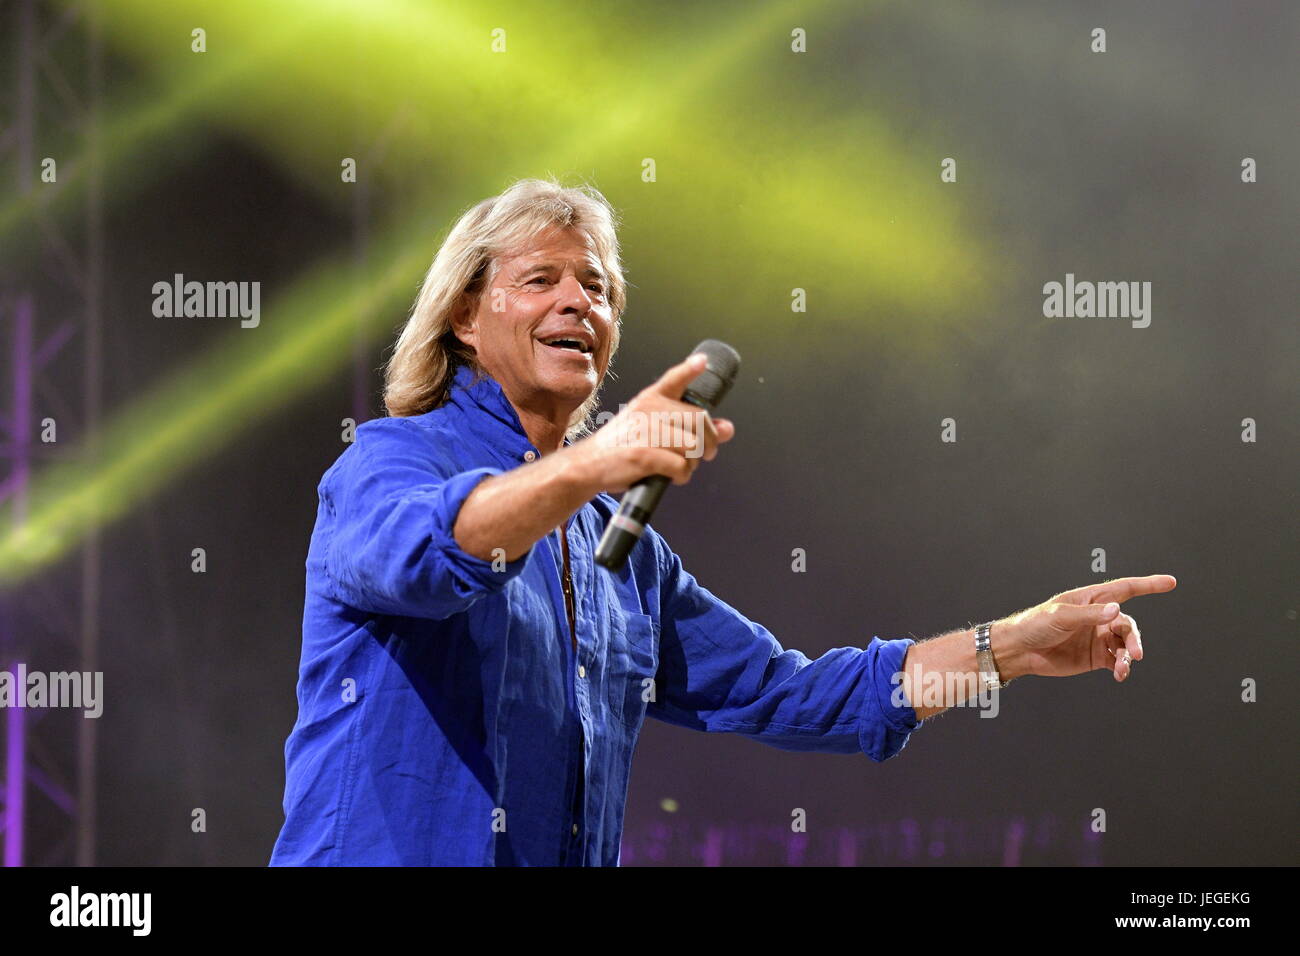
{"left": 456, "top": 226, "right": 616, "bottom": 420}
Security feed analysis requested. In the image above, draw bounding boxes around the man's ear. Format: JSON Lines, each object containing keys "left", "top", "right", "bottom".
{"left": 449, "top": 298, "right": 478, "bottom": 348}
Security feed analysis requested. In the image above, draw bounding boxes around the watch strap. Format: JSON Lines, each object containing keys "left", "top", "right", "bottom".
{"left": 974, "top": 621, "right": 1010, "bottom": 690}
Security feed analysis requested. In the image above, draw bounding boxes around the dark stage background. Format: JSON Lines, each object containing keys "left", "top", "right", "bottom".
{"left": 1, "top": 0, "right": 1296, "bottom": 866}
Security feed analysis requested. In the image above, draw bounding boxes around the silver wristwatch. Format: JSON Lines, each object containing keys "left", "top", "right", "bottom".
{"left": 974, "top": 621, "right": 1010, "bottom": 690}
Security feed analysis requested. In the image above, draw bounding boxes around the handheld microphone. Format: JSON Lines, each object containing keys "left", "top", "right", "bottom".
{"left": 594, "top": 339, "right": 741, "bottom": 572}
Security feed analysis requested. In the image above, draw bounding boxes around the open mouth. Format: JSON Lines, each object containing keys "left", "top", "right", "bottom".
{"left": 539, "top": 336, "right": 594, "bottom": 355}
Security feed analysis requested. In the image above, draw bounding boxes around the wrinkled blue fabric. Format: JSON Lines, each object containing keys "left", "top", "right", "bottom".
{"left": 271, "top": 364, "right": 920, "bottom": 866}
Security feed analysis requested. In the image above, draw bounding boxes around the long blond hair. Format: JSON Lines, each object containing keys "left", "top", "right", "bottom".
{"left": 384, "top": 177, "right": 627, "bottom": 439}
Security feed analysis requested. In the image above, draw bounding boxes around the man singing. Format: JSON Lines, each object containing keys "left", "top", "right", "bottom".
{"left": 270, "top": 178, "right": 1176, "bottom": 866}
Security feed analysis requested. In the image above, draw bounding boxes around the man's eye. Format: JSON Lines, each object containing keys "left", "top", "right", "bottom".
{"left": 587, "top": 284, "right": 605, "bottom": 295}
{"left": 527, "top": 276, "right": 548, "bottom": 285}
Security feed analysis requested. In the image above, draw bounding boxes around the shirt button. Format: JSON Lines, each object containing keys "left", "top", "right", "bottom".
{"left": 523, "top": 450, "right": 537, "bottom": 462}
{"left": 577, "top": 665, "right": 586, "bottom": 679}
{"left": 572, "top": 824, "right": 579, "bottom": 836}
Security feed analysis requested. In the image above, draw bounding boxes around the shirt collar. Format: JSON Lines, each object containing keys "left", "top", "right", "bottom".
{"left": 447, "top": 363, "right": 576, "bottom": 459}
{"left": 449, "top": 363, "right": 527, "bottom": 437}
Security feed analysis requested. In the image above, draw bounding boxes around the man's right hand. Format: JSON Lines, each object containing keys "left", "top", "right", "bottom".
{"left": 568, "top": 353, "right": 736, "bottom": 495}
{"left": 455, "top": 355, "right": 736, "bottom": 563}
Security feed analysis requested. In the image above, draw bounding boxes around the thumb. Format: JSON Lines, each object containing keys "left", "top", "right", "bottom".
{"left": 1054, "top": 601, "right": 1121, "bottom": 630}
{"left": 650, "top": 352, "right": 708, "bottom": 400}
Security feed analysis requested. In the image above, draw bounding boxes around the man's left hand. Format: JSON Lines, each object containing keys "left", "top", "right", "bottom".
{"left": 996, "top": 574, "right": 1178, "bottom": 682}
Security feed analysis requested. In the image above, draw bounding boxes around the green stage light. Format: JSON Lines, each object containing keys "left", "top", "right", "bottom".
{"left": 0, "top": 221, "right": 430, "bottom": 586}
{"left": 2, "top": 0, "right": 991, "bottom": 586}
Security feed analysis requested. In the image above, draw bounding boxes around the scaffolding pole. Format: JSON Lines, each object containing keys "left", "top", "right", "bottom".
{"left": 0, "top": 0, "right": 104, "bottom": 867}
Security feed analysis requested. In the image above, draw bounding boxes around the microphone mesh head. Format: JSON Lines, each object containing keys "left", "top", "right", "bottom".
{"left": 685, "top": 339, "right": 741, "bottom": 409}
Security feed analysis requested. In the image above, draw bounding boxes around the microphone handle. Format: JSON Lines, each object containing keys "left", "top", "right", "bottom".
{"left": 594, "top": 389, "right": 721, "bottom": 572}
{"left": 594, "top": 474, "right": 670, "bottom": 571}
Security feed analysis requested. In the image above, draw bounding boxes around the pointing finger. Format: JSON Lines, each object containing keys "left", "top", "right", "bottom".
{"left": 1095, "top": 574, "right": 1177, "bottom": 606}
{"left": 1059, "top": 574, "right": 1178, "bottom": 606}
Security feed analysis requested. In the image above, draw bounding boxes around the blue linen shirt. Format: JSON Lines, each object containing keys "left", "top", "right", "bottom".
{"left": 270, "top": 363, "right": 921, "bottom": 866}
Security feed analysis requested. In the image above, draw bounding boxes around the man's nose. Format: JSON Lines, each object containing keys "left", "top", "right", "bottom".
{"left": 556, "top": 274, "right": 593, "bottom": 314}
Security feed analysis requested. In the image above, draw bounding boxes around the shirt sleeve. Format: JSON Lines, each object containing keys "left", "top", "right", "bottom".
{"left": 318, "top": 428, "right": 531, "bottom": 619}
{"left": 646, "top": 529, "right": 922, "bottom": 762}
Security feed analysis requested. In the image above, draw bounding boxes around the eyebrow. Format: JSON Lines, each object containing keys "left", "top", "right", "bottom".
{"left": 517, "top": 261, "right": 607, "bottom": 282}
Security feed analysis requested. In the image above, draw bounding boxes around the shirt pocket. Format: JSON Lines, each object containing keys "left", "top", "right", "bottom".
{"left": 606, "top": 604, "right": 660, "bottom": 730}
